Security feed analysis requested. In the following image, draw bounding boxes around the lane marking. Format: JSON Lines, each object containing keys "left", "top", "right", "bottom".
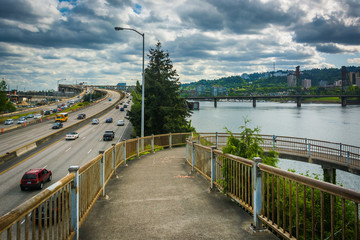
{"left": 88, "top": 149, "right": 92, "bottom": 154}
{"left": 0, "top": 137, "right": 65, "bottom": 175}
{"left": 66, "top": 147, "right": 72, "bottom": 152}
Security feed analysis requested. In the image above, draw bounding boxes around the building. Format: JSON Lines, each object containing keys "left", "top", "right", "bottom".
{"left": 287, "top": 75, "right": 297, "bottom": 87}
{"left": 356, "top": 77, "right": 360, "bottom": 87}
{"left": 334, "top": 80, "right": 342, "bottom": 87}
{"left": 210, "top": 86, "right": 218, "bottom": 97}
{"left": 349, "top": 72, "right": 360, "bottom": 85}
{"left": 302, "top": 79, "right": 311, "bottom": 89}
{"left": 196, "top": 85, "right": 206, "bottom": 96}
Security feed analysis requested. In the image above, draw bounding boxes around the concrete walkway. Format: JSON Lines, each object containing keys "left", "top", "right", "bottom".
{"left": 79, "top": 147, "right": 278, "bottom": 240}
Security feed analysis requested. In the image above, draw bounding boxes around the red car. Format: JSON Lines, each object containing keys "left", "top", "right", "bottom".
{"left": 20, "top": 168, "right": 52, "bottom": 190}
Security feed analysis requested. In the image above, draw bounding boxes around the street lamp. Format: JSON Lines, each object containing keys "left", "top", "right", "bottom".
{"left": 114, "top": 27, "right": 145, "bottom": 142}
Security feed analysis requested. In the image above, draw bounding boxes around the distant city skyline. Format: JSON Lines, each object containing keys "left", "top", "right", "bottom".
{"left": 1, "top": 0, "right": 360, "bottom": 90}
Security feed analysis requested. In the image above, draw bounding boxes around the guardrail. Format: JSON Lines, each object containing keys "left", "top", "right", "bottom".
{"left": 186, "top": 135, "right": 360, "bottom": 240}
{"left": 197, "top": 132, "right": 360, "bottom": 173}
{"left": 0, "top": 132, "right": 190, "bottom": 239}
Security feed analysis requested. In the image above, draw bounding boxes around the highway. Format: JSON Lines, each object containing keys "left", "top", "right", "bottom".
{"left": 0, "top": 91, "right": 133, "bottom": 215}
{"left": 0, "top": 90, "right": 119, "bottom": 156}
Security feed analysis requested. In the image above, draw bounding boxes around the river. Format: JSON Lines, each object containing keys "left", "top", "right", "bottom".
{"left": 189, "top": 100, "right": 360, "bottom": 191}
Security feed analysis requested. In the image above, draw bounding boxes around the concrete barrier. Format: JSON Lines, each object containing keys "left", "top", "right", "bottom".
{"left": 16, "top": 143, "right": 37, "bottom": 157}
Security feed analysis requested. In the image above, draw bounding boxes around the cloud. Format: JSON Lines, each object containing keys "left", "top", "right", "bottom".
{"left": 0, "top": 0, "right": 359, "bottom": 90}
{"left": 348, "top": 58, "right": 360, "bottom": 64}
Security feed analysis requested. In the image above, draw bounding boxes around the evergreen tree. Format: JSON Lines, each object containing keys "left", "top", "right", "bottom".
{"left": 128, "top": 41, "right": 194, "bottom": 136}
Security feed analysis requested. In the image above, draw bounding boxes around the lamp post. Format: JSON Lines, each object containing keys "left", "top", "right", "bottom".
{"left": 114, "top": 27, "right": 145, "bottom": 142}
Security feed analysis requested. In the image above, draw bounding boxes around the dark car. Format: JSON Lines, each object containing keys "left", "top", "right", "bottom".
{"left": 105, "top": 117, "right": 113, "bottom": 123}
{"left": 103, "top": 130, "right": 115, "bottom": 141}
{"left": 77, "top": 113, "right": 86, "bottom": 119}
{"left": 20, "top": 168, "right": 52, "bottom": 190}
{"left": 115, "top": 105, "right": 119, "bottom": 109}
{"left": 120, "top": 108, "right": 124, "bottom": 112}
{"left": 52, "top": 122, "right": 63, "bottom": 129}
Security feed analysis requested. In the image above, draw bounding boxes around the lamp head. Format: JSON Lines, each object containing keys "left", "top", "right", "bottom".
{"left": 114, "top": 27, "right": 124, "bottom": 31}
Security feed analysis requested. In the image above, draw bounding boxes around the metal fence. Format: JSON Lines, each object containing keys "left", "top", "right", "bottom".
{"left": 186, "top": 136, "right": 360, "bottom": 240}
{"left": 0, "top": 132, "right": 190, "bottom": 240}
{"left": 198, "top": 132, "right": 360, "bottom": 171}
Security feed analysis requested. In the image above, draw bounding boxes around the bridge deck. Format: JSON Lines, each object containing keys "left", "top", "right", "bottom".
{"left": 79, "top": 147, "right": 277, "bottom": 239}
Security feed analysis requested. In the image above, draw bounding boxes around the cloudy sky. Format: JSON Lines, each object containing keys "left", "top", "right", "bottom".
{"left": 1, "top": 0, "right": 360, "bottom": 90}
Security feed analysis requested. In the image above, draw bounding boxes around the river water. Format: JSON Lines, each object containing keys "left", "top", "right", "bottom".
{"left": 189, "top": 101, "right": 360, "bottom": 191}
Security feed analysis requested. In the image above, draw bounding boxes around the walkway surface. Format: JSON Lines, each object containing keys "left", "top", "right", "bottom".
{"left": 79, "top": 147, "right": 278, "bottom": 240}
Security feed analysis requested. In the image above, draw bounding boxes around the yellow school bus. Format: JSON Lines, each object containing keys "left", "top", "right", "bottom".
{"left": 55, "top": 113, "right": 68, "bottom": 122}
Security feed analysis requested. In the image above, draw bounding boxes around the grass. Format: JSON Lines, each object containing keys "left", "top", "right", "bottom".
{"left": 303, "top": 97, "right": 341, "bottom": 103}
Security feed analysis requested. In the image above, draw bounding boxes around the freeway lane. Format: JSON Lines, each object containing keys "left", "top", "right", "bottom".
{"left": 0, "top": 97, "right": 132, "bottom": 216}
{"left": 0, "top": 90, "right": 120, "bottom": 157}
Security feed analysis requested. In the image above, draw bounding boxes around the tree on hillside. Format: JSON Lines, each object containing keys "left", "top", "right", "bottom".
{"left": 0, "top": 79, "right": 16, "bottom": 113}
{"left": 128, "top": 41, "right": 194, "bottom": 136}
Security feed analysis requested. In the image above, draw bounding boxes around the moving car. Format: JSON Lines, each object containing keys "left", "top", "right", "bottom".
{"left": 4, "top": 119, "right": 14, "bottom": 125}
{"left": 26, "top": 114, "right": 34, "bottom": 118}
{"left": 103, "top": 130, "right": 115, "bottom": 141}
{"left": 105, "top": 118, "right": 113, "bottom": 123}
{"left": 66, "top": 132, "right": 79, "bottom": 140}
{"left": 117, "top": 120, "right": 124, "bottom": 126}
{"left": 92, "top": 118, "right": 99, "bottom": 125}
{"left": 52, "top": 122, "right": 63, "bottom": 129}
{"left": 77, "top": 113, "right": 86, "bottom": 119}
{"left": 115, "top": 105, "right": 119, "bottom": 109}
{"left": 17, "top": 117, "right": 27, "bottom": 124}
{"left": 34, "top": 114, "right": 42, "bottom": 119}
{"left": 20, "top": 168, "right": 52, "bottom": 190}
{"left": 120, "top": 107, "right": 124, "bottom": 112}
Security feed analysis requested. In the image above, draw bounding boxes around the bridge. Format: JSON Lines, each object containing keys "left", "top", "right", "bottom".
{"left": 0, "top": 133, "right": 359, "bottom": 239}
{"left": 185, "top": 95, "right": 360, "bottom": 107}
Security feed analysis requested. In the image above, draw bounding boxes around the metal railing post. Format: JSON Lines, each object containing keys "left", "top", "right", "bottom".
{"left": 198, "top": 134, "right": 201, "bottom": 144}
{"left": 123, "top": 140, "right": 127, "bottom": 165}
{"left": 305, "top": 138, "right": 308, "bottom": 151}
{"left": 347, "top": 151, "right": 350, "bottom": 166}
{"left": 340, "top": 143, "right": 342, "bottom": 157}
{"left": 272, "top": 135, "right": 276, "bottom": 150}
{"left": 192, "top": 141, "right": 196, "bottom": 172}
{"left": 151, "top": 134, "right": 154, "bottom": 153}
{"left": 211, "top": 146, "right": 216, "bottom": 190}
{"left": 99, "top": 151, "right": 105, "bottom": 197}
{"left": 169, "top": 132, "right": 172, "bottom": 149}
{"left": 137, "top": 136, "right": 139, "bottom": 157}
{"left": 68, "top": 166, "right": 80, "bottom": 240}
{"left": 112, "top": 144, "right": 116, "bottom": 175}
{"left": 185, "top": 138, "right": 188, "bottom": 161}
{"left": 252, "top": 157, "right": 263, "bottom": 230}
{"left": 216, "top": 132, "right": 218, "bottom": 148}
{"left": 308, "top": 143, "right": 311, "bottom": 157}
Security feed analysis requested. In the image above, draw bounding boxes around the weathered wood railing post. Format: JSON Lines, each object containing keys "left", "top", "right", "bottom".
{"left": 252, "top": 157, "right": 263, "bottom": 230}
{"left": 69, "top": 166, "right": 80, "bottom": 240}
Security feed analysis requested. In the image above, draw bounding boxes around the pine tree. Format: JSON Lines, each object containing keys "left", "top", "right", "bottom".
{"left": 128, "top": 41, "right": 194, "bottom": 136}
